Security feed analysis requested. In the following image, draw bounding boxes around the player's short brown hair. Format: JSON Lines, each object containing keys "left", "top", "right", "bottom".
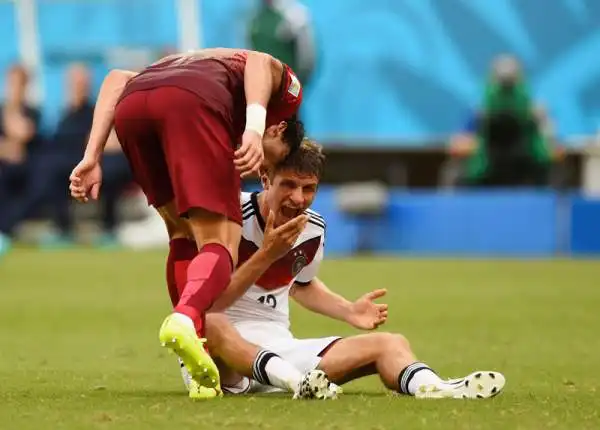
{"left": 273, "top": 138, "right": 326, "bottom": 180}
{"left": 282, "top": 117, "right": 305, "bottom": 153}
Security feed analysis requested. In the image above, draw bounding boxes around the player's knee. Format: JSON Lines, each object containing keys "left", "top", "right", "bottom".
{"left": 377, "top": 332, "right": 412, "bottom": 356}
{"left": 388, "top": 333, "right": 413, "bottom": 358}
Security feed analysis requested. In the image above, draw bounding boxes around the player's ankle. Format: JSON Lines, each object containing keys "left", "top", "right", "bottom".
{"left": 171, "top": 312, "right": 196, "bottom": 331}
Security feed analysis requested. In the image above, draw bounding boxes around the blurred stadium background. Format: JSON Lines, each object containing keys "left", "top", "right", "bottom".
{"left": 1, "top": 0, "right": 600, "bottom": 256}
{"left": 2, "top": 2, "right": 600, "bottom": 429}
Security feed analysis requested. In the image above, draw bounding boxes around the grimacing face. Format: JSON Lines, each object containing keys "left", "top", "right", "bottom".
{"left": 263, "top": 169, "right": 319, "bottom": 227}
{"left": 261, "top": 121, "right": 291, "bottom": 172}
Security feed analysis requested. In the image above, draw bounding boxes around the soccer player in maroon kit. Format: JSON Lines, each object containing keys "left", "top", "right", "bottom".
{"left": 69, "top": 48, "right": 307, "bottom": 393}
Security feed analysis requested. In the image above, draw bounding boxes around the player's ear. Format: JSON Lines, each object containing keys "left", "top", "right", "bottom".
{"left": 276, "top": 120, "right": 287, "bottom": 136}
{"left": 260, "top": 170, "right": 270, "bottom": 189}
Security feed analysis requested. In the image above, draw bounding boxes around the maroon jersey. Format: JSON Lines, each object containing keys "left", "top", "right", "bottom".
{"left": 119, "top": 49, "right": 303, "bottom": 142}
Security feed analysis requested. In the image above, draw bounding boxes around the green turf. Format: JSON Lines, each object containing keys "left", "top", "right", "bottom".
{"left": 1, "top": 249, "right": 599, "bottom": 429}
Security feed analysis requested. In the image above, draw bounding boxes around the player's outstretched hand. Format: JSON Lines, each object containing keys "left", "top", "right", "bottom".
{"left": 235, "top": 130, "right": 264, "bottom": 178}
{"left": 262, "top": 210, "right": 309, "bottom": 261}
{"left": 347, "top": 289, "right": 389, "bottom": 330}
{"left": 69, "top": 156, "right": 102, "bottom": 203}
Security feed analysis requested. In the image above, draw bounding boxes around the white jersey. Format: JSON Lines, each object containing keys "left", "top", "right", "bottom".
{"left": 225, "top": 192, "right": 325, "bottom": 329}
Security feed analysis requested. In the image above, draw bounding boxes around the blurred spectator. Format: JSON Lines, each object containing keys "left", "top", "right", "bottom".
{"left": 248, "top": 0, "right": 316, "bottom": 88}
{"left": 0, "top": 64, "right": 132, "bottom": 254}
{"left": 37, "top": 63, "right": 94, "bottom": 247}
{"left": 96, "top": 129, "right": 132, "bottom": 247}
{"left": 447, "top": 55, "right": 563, "bottom": 188}
{"left": 0, "top": 64, "right": 41, "bottom": 254}
{"left": 39, "top": 64, "right": 131, "bottom": 249}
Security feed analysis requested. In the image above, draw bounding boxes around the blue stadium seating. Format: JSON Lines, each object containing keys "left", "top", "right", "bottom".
{"left": 3, "top": 0, "right": 600, "bottom": 144}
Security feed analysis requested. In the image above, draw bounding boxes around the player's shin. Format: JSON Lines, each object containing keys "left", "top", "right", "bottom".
{"left": 166, "top": 238, "right": 197, "bottom": 307}
{"left": 252, "top": 349, "right": 303, "bottom": 392}
{"left": 174, "top": 243, "right": 233, "bottom": 336}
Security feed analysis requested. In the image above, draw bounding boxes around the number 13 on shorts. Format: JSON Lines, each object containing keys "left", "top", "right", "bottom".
{"left": 257, "top": 294, "right": 277, "bottom": 309}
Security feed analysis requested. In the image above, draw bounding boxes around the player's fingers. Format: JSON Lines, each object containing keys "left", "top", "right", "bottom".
{"left": 235, "top": 141, "right": 262, "bottom": 167}
{"left": 280, "top": 229, "right": 301, "bottom": 247}
{"left": 234, "top": 140, "right": 250, "bottom": 159}
{"left": 377, "top": 304, "right": 389, "bottom": 312}
{"left": 69, "top": 185, "right": 85, "bottom": 199}
{"left": 265, "top": 210, "right": 275, "bottom": 231}
{"left": 240, "top": 161, "right": 262, "bottom": 178}
{"left": 234, "top": 143, "right": 254, "bottom": 165}
{"left": 380, "top": 310, "right": 388, "bottom": 319}
{"left": 366, "top": 289, "right": 387, "bottom": 301}
{"left": 236, "top": 150, "right": 261, "bottom": 174}
{"left": 277, "top": 214, "right": 309, "bottom": 233}
{"left": 234, "top": 154, "right": 253, "bottom": 170}
{"left": 90, "top": 183, "right": 101, "bottom": 200}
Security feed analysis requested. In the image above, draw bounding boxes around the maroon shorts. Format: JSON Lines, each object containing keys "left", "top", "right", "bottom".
{"left": 114, "top": 87, "right": 241, "bottom": 224}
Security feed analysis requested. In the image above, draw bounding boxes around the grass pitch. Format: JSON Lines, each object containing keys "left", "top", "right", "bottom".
{"left": 1, "top": 249, "right": 599, "bottom": 429}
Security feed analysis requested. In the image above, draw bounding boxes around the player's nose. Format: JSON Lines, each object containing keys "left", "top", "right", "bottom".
{"left": 289, "top": 187, "right": 304, "bottom": 205}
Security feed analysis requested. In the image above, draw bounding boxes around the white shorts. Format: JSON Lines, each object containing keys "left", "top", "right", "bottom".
{"left": 222, "top": 321, "right": 340, "bottom": 395}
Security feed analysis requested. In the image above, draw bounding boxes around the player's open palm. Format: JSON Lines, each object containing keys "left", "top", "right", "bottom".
{"left": 347, "top": 289, "right": 389, "bottom": 330}
{"left": 69, "top": 157, "right": 102, "bottom": 203}
{"left": 262, "top": 211, "right": 309, "bottom": 261}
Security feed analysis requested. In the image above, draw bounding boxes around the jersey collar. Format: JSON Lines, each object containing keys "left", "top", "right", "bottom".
{"left": 251, "top": 191, "right": 266, "bottom": 231}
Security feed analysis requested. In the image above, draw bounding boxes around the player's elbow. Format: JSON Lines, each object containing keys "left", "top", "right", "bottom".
{"left": 246, "top": 51, "right": 283, "bottom": 82}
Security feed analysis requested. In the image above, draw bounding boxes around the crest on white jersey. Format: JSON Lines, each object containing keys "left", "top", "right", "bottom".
{"left": 288, "top": 73, "right": 301, "bottom": 97}
{"left": 291, "top": 249, "right": 308, "bottom": 276}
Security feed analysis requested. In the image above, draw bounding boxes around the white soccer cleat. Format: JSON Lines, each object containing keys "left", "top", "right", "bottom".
{"left": 293, "top": 370, "right": 341, "bottom": 400}
{"left": 415, "top": 371, "right": 505, "bottom": 399}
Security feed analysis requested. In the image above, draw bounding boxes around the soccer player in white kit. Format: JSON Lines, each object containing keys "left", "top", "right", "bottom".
{"left": 199, "top": 139, "right": 506, "bottom": 399}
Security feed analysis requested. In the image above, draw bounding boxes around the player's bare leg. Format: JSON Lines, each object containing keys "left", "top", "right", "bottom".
{"left": 194, "top": 313, "right": 339, "bottom": 399}
{"left": 159, "top": 204, "right": 240, "bottom": 392}
{"left": 317, "top": 333, "right": 505, "bottom": 399}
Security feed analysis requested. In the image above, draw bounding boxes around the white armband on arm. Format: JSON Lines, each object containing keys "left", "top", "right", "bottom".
{"left": 245, "top": 103, "right": 267, "bottom": 137}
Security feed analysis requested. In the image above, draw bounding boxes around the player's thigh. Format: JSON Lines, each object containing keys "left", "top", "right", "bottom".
{"left": 149, "top": 87, "right": 242, "bottom": 226}
{"left": 155, "top": 201, "right": 193, "bottom": 240}
{"left": 114, "top": 91, "right": 174, "bottom": 208}
{"left": 317, "top": 334, "right": 388, "bottom": 384}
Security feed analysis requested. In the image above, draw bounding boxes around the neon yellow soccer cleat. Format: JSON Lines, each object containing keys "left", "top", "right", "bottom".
{"left": 159, "top": 313, "right": 220, "bottom": 390}
{"left": 188, "top": 379, "right": 223, "bottom": 400}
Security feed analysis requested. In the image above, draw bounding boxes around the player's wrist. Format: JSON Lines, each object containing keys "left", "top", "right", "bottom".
{"left": 245, "top": 103, "right": 267, "bottom": 137}
{"left": 83, "top": 148, "right": 102, "bottom": 163}
{"left": 342, "top": 302, "right": 357, "bottom": 324}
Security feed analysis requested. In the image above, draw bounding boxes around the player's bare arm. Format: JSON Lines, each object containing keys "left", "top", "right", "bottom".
{"left": 290, "top": 279, "right": 389, "bottom": 330}
{"left": 70, "top": 69, "right": 137, "bottom": 202}
{"left": 235, "top": 52, "right": 285, "bottom": 177}
{"left": 211, "top": 210, "right": 309, "bottom": 312}
{"left": 83, "top": 69, "right": 137, "bottom": 162}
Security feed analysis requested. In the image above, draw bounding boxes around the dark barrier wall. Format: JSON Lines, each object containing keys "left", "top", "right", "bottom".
{"left": 318, "top": 145, "right": 583, "bottom": 189}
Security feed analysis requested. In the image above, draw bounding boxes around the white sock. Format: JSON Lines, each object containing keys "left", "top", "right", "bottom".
{"left": 172, "top": 312, "right": 195, "bottom": 330}
{"left": 222, "top": 377, "right": 252, "bottom": 394}
{"left": 398, "top": 362, "right": 445, "bottom": 395}
{"left": 252, "top": 350, "right": 303, "bottom": 392}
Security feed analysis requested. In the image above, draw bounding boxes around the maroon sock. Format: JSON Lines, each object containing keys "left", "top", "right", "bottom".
{"left": 166, "top": 239, "right": 198, "bottom": 307}
{"left": 174, "top": 243, "right": 233, "bottom": 337}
